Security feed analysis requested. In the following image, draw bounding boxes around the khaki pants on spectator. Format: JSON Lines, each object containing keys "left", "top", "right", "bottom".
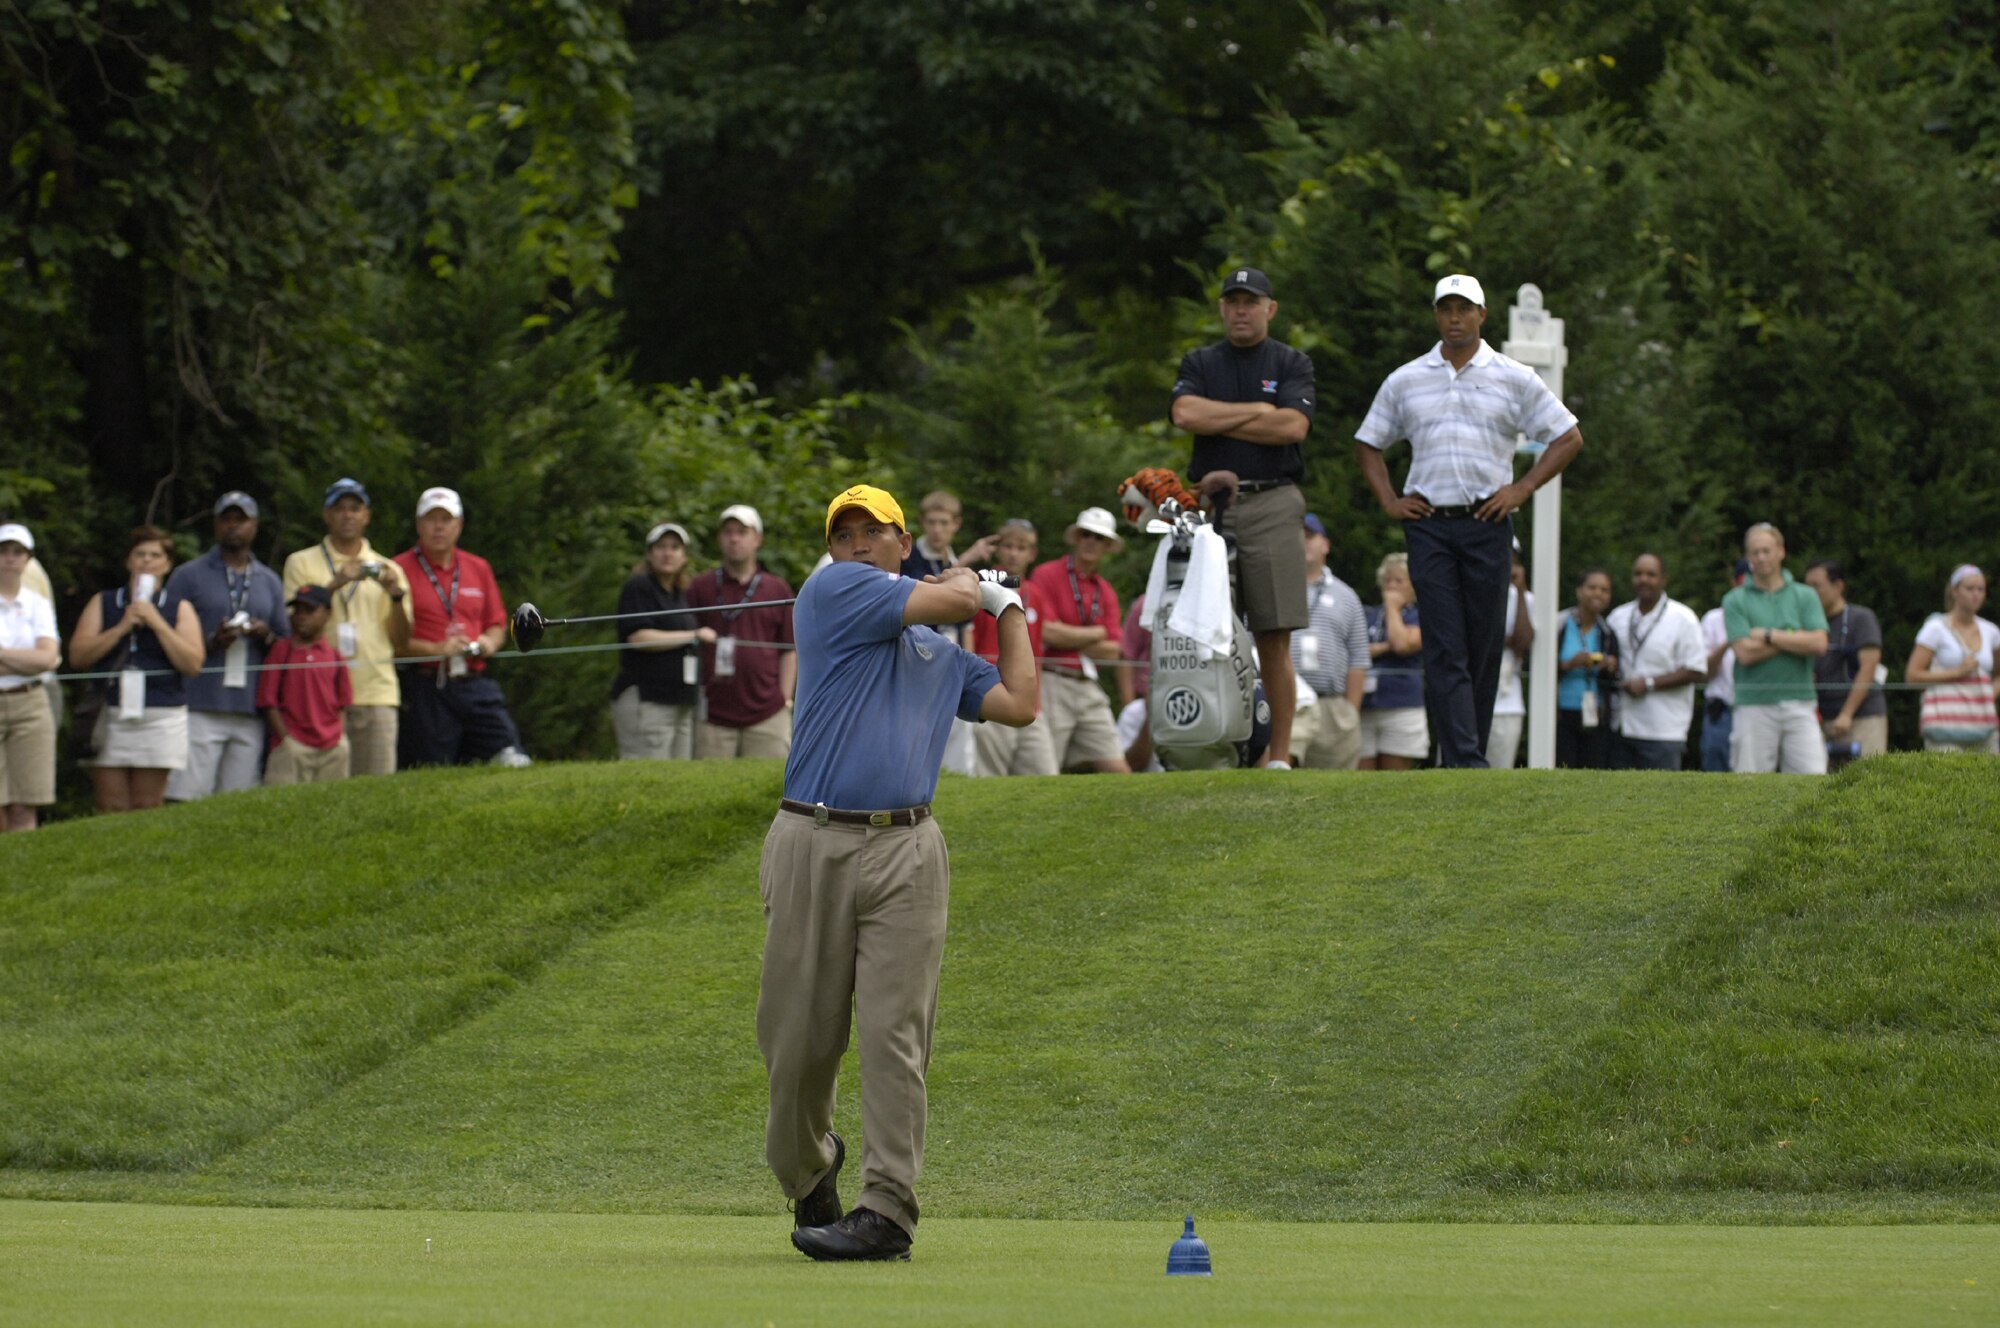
{"left": 758, "top": 809, "right": 948, "bottom": 1236}
{"left": 1040, "top": 671, "right": 1124, "bottom": 768}
{"left": 1823, "top": 713, "right": 1888, "bottom": 758}
{"left": 265, "top": 735, "right": 351, "bottom": 785}
{"left": 613, "top": 688, "right": 695, "bottom": 760}
{"left": 345, "top": 705, "right": 399, "bottom": 777}
{"left": 0, "top": 686, "right": 57, "bottom": 806}
{"left": 1487, "top": 713, "right": 1524, "bottom": 769}
{"left": 974, "top": 711, "right": 1059, "bottom": 776}
{"left": 1732, "top": 700, "right": 1827, "bottom": 774}
{"left": 698, "top": 707, "right": 792, "bottom": 760}
{"left": 1291, "top": 695, "right": 1361, "bottom": 770}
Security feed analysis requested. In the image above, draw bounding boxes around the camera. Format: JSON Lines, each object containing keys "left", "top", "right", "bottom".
{"left": 225, "top": 610, "right": 252, "bottom": 632}
{"left": 358, "top": 560, "right": 384, "bottom": 580}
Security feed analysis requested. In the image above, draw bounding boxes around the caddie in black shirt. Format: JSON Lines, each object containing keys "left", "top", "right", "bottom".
{"left": 1169, "top": 266, "right": 1315, "bottom": 768}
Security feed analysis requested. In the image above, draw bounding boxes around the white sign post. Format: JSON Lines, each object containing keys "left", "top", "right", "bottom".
{"left": 1500, "top": 285, "right": 1567, "bottom": 770}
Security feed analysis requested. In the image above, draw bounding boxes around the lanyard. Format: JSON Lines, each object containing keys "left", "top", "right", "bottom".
{"left": 223, "top": 563, "right": 250, "bottom": 619}
{"left": 716, "top": 569, "right": 764, "bottom": 627}
{"left": 1626, "top": 598, "right": 1668, "bottom": 663}
{"left": 322, "top": 541, "right": 360, "bottom": 608}
{"left": 115, "top": 587, "right": 143, "bottom": 662}
{"left": 1065, "top": 557, "right": 1100, "bottom": 629}
{"left": 415, "top": 550, "right": 460, "bottom": 622}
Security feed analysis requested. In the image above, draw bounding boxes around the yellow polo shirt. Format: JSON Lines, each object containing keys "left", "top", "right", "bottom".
{"left": 282, "top": 538, "right": 412, "bottom": 707}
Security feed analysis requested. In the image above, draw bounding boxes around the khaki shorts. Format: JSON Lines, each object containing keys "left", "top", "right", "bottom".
{"left": 1041, "top": 671, "right": 1125, "bottom": 768}
{"left": 613, "top": 687, "right": 696, "bottom": 760}
{"left": 1823, "top": 713, "right": 1888, "bottom": 759}
{"left": 974, "top": 711, "right": 1059, "bottom": 776}
{"left": 0, "top": 686, "right": 57, "bottom": 805}
{"left": 697, "top": 707, "right": 792, "bottom": 760}
{"left": 345, "top": 704, "right": 399, "bottom": 777}
{"left": 1732, "top": 700, "right": 1827, "bottom": 774}
{"left": 1224, "top": 484, "right": 1308, "bottom": 632}
{"left": 1292, "top": 694, "right": 1360, "bottom": 770}
{"left": 1360, "top": 705, "right": 1429, "bottom": 760}
{"left": 266, "top": 734, "right": 351, "bottom": 785}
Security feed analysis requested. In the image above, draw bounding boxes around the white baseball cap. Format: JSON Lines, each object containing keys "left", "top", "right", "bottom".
{"left": 416, "top": 486, "right": 464, "bottom": 519}
{"left": 646, "top": 520, "right": 692, "bottom": 547}
{"left": 0, "top": 522, "right": 32, "bottom": 551}
{"left": 1066, "top": 506, "right": 1123, "bottom": 549}
{"left": 1433, "top": 274, "right": 1486, "bottom": 307}
{"left": 718, "top": 504, "right": 763, "bottom": 535}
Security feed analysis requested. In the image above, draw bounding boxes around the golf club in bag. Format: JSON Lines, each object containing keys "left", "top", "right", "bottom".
{"left": 1129, "top": 479, "right": 1269, "bottom": 770}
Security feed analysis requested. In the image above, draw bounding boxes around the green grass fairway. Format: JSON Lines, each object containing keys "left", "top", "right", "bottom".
{"left": 4, "top": 757, "right": 1999, "bottom": 1221}
{"left": 2, "top": 1201, "right": 1991, "bottom": 1327}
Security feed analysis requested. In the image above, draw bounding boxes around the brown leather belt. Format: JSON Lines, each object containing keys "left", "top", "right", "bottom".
{"left": 780, "top": 799, "right": 932, "bottom": 828}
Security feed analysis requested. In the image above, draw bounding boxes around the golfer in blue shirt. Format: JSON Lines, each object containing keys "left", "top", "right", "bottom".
{"left": 764, "top": 484, "right": 1037, "bottom": 1263}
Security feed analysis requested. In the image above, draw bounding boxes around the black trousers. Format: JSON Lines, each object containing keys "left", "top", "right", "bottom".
{"left": 1404, "top": 513, "right": 1512, "bottom": 768}
{"left": 399, "top": 669, "right": 524, "bottom": 767}
{"left": 1556, "top": 708, "right": 1612, "bottom": 769}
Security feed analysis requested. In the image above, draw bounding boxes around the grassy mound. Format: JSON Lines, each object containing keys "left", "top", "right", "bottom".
{"left": 2, "top": 757, "right": 1994, "bottom": 1220}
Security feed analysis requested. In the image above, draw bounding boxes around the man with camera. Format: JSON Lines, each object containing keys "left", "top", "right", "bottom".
{"left": 283, "top": 477, "right": 413, "bottom": 776}
{"left": 165, "top": 491, "right": 291, "bottom": 800}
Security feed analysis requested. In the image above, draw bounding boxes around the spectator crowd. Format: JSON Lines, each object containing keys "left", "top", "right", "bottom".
{"left": 3, "top": 268, "right": 1996, "bottom": 827}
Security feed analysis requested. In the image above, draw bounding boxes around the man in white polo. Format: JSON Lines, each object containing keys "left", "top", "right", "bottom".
{"left": 282, "top": 477, "right": 412, "bottom": 776}
{"left": 1354, "top": 274, "right": 1583, "bottom": 768}
{"left": 1605, "top": 552, "right": 1707, "bottom": 770}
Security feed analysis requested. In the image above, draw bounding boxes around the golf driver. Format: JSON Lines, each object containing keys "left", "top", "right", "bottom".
{"left": 510, "top": 574, "right": 1018, "bottom": 652}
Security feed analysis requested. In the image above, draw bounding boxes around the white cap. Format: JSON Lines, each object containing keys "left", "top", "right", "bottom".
{"left": 416, "top": 486, "right": 463, "bottom": 519}
{"left": 0, "top": 522, "right": 32, "bottom": 551}
{"left": 718, "top": 504, "right": 763, "bottom": 535}
{"left": 1433, "top": 274, "right": 1485, "bottom": 307}
{"left": 1066, "top": 506, "right": 1123, "bottom": 548}
{"left": 646, "top": 520, "right": 691, "bottom": 547}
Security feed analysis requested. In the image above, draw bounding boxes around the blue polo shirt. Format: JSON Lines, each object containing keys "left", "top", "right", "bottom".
{"left": 785, "top": 560, "right": 1000, "bottom": 810}
{"left": 166, "top": 546, "right": 289, "bottom": 714}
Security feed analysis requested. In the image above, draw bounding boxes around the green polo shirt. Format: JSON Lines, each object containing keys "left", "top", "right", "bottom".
{"left": 1722, "top": 571, "right": 1829, "bottom": 706}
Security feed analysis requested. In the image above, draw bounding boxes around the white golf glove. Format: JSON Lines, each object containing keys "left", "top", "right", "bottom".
{"left": 975, "top": 569, "right": 1023, "bottom": 618}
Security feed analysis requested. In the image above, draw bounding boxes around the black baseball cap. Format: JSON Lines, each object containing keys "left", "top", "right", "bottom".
{"left": 1220, "top": 267, "right": 1274, "bottom": 299}
{"left": 324, "top": 477, "right": 371, "bottom": 508}
{"left": 289, "top": 584, "right": 333, "bottom": 610}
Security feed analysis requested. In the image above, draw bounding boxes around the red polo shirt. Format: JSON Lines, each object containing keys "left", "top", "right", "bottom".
{"left": 1026, "top": 556, "right": 1120, "bottom": 671}
{"left": 393, "top": 546, "right": 507, "bottom": 673}
{"left": 684, "top": 565, "right": 795, "bottom": 727}
{"left": 256, "top": 635, "right": 353, "bottom": 749}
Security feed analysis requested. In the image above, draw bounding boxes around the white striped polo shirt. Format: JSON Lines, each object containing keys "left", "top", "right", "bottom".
{"left": 1355, "top": 341, "right": 1577, "bottom": 507}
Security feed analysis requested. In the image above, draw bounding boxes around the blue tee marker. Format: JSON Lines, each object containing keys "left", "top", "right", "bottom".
{"left": 1166, "top": 1215, "right": 1213, "bottom": 1276}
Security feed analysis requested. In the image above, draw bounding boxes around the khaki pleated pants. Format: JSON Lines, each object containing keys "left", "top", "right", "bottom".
{"left": 757, "top": 809, "right": 950, "bottom": 1235}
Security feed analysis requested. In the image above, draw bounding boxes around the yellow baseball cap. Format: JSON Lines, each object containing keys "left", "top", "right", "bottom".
{"left": 824, "top": 484, "right": 905, "bottom": 543}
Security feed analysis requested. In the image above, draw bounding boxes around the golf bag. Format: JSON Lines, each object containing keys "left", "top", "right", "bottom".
{"left": 1142, "top": 495, "right": 1269, "bottom": 770}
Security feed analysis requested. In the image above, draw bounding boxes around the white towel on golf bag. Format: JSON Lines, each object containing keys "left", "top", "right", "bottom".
{"left": 1142, "top": 525, "right": 1235, "bottom": 659}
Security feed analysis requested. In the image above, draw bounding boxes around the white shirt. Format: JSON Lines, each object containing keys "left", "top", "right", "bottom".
{"left": 1700, "top": 607, "right": 1735, "bottom": 707}
{"left": 1355, "top": 340, "right": 1578, "bottom": 507}
{"left": 1915, "top": 614, "right": 2000, "bottom": 677}
{"left": 1494, "top": 588, "right": 1534, "bottom": 717}
{"left": 1606, "top": 597, "right": 1707, "bottom": 741}
{"left": 0, "top": 585, "right": 58, "bottom": 690}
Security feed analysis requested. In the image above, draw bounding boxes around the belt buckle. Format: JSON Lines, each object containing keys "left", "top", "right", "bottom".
{"left": 868, "top": 811, "right": 893, "bottom": 827}
{"left": 814, "top": 803, "right": 830, "bottom": 827}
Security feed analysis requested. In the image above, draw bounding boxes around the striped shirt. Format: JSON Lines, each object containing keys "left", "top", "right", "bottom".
{"left": 1291, "top": 568, "right": 1370, "bottom": 699}
{"left": 1355, "top": 341, "right": 1577, "bottom": 507}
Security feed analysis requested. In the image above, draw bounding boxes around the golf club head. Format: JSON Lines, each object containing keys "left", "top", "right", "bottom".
{"left": 1145, "top": 519, "right": 1175, "bottom": 535}
{"left": 511, "top": 602, "right": 547, "bottom": 653}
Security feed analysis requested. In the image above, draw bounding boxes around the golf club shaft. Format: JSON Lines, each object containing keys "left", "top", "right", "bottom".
{"left": 541, "top": 598, "right": 798, "bottom": 628}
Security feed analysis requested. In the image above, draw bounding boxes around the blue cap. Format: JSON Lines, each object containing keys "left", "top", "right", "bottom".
{"left": 212, "top": 491, "right": 259, "bottom": 518}
{"left": 1166, "top": 1215, "right": 1213, "bottom": 1276}
{"left": 324, "top": 477, "right": 371, "bottom": 508}
{"left": 1303, "top": 513, "right": 1327, "bottom": 537}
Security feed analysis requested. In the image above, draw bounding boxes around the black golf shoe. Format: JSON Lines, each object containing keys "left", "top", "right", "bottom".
{"left": 790, "top": 1132, "right": 845, "bottom": 1230}
{"left": 791, "top": 1206, "right": 913, "bottom": 1262}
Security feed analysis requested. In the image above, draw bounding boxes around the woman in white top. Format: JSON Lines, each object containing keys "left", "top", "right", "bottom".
{"left": 0, "top": 523, "right": 62, "bottom": 830}
{"left": 1905, "top": 564, "right": 2000, "bottom": 754}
